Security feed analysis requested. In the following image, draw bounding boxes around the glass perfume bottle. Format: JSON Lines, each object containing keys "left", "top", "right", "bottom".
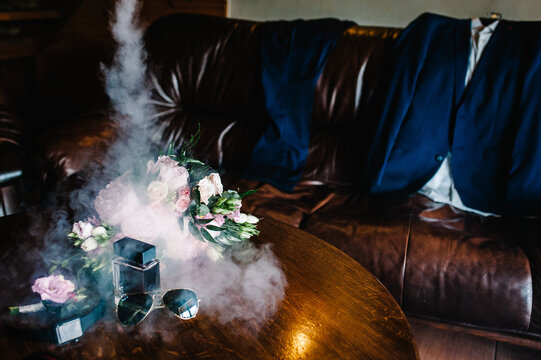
{"left": 112, "top": 237, "right": 160, "bottom": 303}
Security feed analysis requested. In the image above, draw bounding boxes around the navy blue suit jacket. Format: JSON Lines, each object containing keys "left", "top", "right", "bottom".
{"left": 368, "top": 13, "right": 541, "bottom": 214}
{"left": 246, "top": 19, "right": 354, "bottom": 191}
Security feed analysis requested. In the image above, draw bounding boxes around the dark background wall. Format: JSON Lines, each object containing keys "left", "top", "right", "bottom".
{"left": 0, "top": 0, "right": 226, "bottom": 129}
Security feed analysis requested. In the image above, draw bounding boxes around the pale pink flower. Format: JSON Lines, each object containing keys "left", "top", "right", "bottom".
{"left": 210, "top": 214, "right": 225, "bottom": 227}
{"left": 162, "top": 167, "right": 189, "bottom": 193}
{"left": 87, "top": 216, "right": 101, "bottom": 227}
{"left": 31, "top": 275, "right": 76, "bottom": 304}
{"left": 147, "top": 156, "right": 189, "bottom": 192}
{"left": 196, "top": 213, "right": 225, "bottom": 238}
{"left": 147, "top": 159, "right": 160, "bottom": 174}
{"left": 94, "top": 173, "right": 140, "bottom": 226}
{"left": 228, "top": 210, "right": 259, "bottom": 224}
{"left": 72, "top": 221, "right": 93, "bottom": 239}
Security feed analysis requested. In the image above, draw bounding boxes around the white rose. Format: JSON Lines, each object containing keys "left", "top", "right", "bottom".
{"left": 81, "top": 237, "right": 98, "bottom": 251}
{"left": 198, "top": 177, "right": 215, "bottom": 204}
{"left": 147, "top": 181, "right": 169, "bottom": 203}
{"left": 72, "top": 221, "right": 93, "bottom": 239}
{"left": 91, "top": 226, "right": 107, "bottom": 237}
{"left": 208, "top": 173, "right": 223, "bottom": 195}
{"left": 197, "top": 173, "right": 223, "bottom": 204}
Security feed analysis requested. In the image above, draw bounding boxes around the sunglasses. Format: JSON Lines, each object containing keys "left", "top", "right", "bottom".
{"left": 116, "top": 289, "right": 199, "bottom": 326}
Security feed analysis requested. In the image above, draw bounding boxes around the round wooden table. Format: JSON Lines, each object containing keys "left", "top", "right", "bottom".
{"left": 0, "top": 215, "right": 418, "bottom": 359}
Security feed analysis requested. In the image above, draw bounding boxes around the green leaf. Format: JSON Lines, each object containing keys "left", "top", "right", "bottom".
{"left": 192, "top": 188, "right": 201, "bottom": 203}
{"left": 49, "top": 265, "right": 57, "bottom": 274}
{"left": 50, "top": 260, "right": 60, "bottom": 265}
{"left": 188, "top": 221, "right": 203, "bottom": 242}
{"left": 166, "top": 142, "right": 176, "bottom": 156}
{"left": 196, "top": 218, "right": 214, "bottom": 225}
{"left": 9, "top": 306, "right": 19, "bottom": 315}
{"left": 200, "top": 228, "right": 218, "bottom": 244}
{"left": 206, "top": 225, "right": 223, "bottom": 232}
{"left": 61, "top": 259, "right": 69, "bottom": 268}
{"left": 197, "top": 204, "right": 210, "bottom": 216}
{"left": 239, "top": 189, "right": 257, "bottom": 198}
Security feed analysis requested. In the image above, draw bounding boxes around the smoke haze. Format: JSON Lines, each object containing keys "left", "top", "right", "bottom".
{"left": 44, "top": 0, "right": 287, "bottom": 331}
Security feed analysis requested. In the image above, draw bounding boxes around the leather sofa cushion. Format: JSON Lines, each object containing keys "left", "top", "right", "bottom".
{"left": 304, "top": 193, "right": 534, "bottom": 331}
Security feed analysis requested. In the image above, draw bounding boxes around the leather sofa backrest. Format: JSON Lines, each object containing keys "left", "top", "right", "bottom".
{"left": 144, "top": 13, "right": 400, "bottom": 188}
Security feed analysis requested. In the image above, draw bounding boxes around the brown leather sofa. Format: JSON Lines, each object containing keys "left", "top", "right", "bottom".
{"left": 35, "top": 13, "right": 541, "bottom": 346}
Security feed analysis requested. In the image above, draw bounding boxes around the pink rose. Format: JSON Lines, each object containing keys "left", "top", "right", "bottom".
{"left": 173, "top": 186, "right": 191, "bottom": 214}
{"left": 178, "top": 185, "right": 191, "bottom": 197}
{"left": 72, "top": 221, "right": 93, "bottom": 239}
{"left": 174, "top": 196, "right": 191, "bottom": 214}
{"left": 31, "top": 275, "right": 77, "bottom": 304}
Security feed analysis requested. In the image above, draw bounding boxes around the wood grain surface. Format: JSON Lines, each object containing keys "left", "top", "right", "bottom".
{"left": 0, "top": 215, "right": 418, "bottom": 359}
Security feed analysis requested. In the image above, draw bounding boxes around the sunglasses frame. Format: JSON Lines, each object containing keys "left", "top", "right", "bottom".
{"left": 116, "top": 288, "right": 200, "bottom": 327}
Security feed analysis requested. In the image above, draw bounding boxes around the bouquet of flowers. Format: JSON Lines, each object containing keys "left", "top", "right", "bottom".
{"left": 56, "top": 134, "right": 259, "bottom": 277}
{"left": 143, "top": 141, "right": 260, "bottom": 247}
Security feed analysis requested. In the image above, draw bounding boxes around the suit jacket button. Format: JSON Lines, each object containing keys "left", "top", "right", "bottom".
{"left": 435, "top": 154, "right": 444, "bottom": 162}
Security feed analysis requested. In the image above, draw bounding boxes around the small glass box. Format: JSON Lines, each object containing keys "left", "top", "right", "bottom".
{"left": 112, "top": 237, "right": 160, "bottom": 302}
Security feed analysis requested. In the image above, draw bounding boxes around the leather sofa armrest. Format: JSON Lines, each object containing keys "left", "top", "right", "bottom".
{"left": 40, "top": 111, "right": 119, "bottom": 185}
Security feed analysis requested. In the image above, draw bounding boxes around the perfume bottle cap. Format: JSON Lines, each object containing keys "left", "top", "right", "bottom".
{"left": 113, "top": 237, "right": 156, "bottom": 265}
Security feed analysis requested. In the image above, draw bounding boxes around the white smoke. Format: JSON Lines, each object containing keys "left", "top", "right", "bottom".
{"left": 79, "top": 0, "right": 286, "bottom": 330}
{"left": 102, "top": 0, "right": 150, "bottom": 130}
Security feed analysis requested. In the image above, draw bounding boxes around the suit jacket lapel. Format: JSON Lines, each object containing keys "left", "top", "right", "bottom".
{"left": 454, "top": 19, "right": 471, "bottom": 107}
{"left": 462, "top": 20, "right": 520, "bottom": 99}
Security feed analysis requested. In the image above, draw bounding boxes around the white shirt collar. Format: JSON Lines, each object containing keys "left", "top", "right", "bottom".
{"left": 471, "top": 17, "right": 499, "bottom": 34}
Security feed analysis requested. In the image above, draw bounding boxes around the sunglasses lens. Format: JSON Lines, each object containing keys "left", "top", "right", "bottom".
{"left": 117, "top": 294, "right": 154, "bottom": 326}
{"left": 163, "top": 289, "right": 199, "bottom": 320}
